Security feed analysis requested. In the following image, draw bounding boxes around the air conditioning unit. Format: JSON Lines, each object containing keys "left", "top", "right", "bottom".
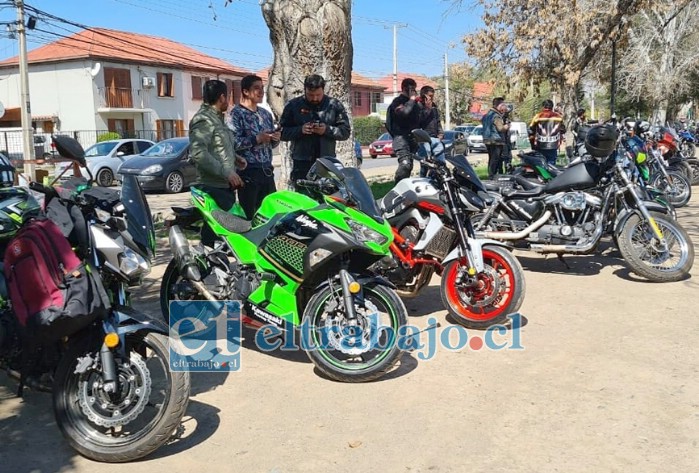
{"left": 142, "top": 76, "right": 156, "bottom": 88}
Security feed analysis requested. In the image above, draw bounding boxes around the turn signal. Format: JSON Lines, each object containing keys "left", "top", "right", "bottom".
{"left": 104, "top": 332, "right": 120, "bottom": 348}
{"left": 348, "top": 281, "right": 361, "bottom": 294}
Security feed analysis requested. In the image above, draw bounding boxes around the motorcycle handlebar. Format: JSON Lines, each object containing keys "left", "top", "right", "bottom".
{"left": 28, "top": 181, "right": 58, "bottom": 198}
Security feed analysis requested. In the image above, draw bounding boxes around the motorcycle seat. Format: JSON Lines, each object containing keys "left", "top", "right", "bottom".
{"left": 211, "top": 209, "right": 252, "bottom": 233}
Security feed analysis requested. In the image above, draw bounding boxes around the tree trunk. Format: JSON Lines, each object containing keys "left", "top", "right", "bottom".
{"left": 261, "top": 0, "right": 354, "bottom": 188}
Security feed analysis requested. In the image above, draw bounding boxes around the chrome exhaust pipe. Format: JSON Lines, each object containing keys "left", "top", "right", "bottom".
{"left": 477, "top": 210, "right": 552, "bottom": 240}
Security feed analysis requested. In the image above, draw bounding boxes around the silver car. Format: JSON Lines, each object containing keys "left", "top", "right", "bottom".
{"left": 56, "top": 139, "right": 155, "bottom": 186}
{"left": 467, "top": 126, "right": 486, "bottom": 153}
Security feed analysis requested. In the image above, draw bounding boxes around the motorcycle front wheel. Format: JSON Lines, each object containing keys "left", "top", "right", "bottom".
{"left": 53, "top": 332, "right": 190, "bottom": 463}
{"left": 303, "top": 282, "right": 407, "bottom": 383}
{"left": 651, "top": 171, "right": 692, "bottom": 208}
{"left": 686, "top": 158, "right": 699, "bottom": 186}
{"left": 617, "top": 211, "right": 694, "bottom": 282}
{"left": 441, "top": 245, "right": 526, "bottom": 329}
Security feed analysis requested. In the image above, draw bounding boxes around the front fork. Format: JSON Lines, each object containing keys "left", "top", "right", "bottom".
{"left": 617, "top": 163, "right": 667, "bottom": 245}
{"left": 339, "top": 270, "right": 361, "bottom": 321}
{"left": 443, "top": 177, "right": 479, "bottom": 279}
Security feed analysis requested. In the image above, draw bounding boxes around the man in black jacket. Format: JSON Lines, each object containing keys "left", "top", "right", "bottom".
{"left": 280, "top": 74, "right": 351, "bottom": 187}
{"left": 386, "top": 78, "right": 422, "bottom": 184}
{"left": 418, "top": 85, "right": 443, "bottom": 177}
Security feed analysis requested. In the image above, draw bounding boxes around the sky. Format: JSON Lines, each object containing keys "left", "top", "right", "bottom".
{"left": 0, "top": 0, "right": 483, "bottom": 81}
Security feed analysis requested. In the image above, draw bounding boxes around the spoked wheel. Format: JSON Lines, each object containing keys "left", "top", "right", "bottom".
{"left": 686, "top": 158, "right": 699, "bottom": 185}
{"left": 617, "top": 211, "right": 694, "bottom": 282}
{"left": 53, "top": 332, "right": 190, "bottom": 463}
{"left": 303, "top": 282, "right": 407, "bottom": 383}
{"left": 681, "top": 141, "right": 695, "bottom": 158}
{"left": 441, "top": 245, "right": 526, "bottom": 329}
{"left": 651, "top": 171, "right": 692, "bottom": 207}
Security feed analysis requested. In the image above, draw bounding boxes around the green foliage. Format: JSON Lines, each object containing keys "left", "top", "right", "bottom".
{"left": 97, "top": 132, "right": 121, "bottom": 142}
{"left": 353, "top": 116, "right": 385, "bottom": 145}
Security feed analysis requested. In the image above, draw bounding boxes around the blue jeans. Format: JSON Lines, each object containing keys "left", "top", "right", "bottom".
{"left": 538, "top": 148, "right": 558, "bottom": 166}
{"left": 418, "top": 138, "right": 446, "bottom": 177}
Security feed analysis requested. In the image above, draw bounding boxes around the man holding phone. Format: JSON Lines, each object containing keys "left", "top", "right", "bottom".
{"left": 280, "top": 74, "right": 351, "bottom": 188}
{"left": 231, "top": 74, "right": 280, "bottom": 219}
{"left": 386, "top": 77, "right": 423, "bottom": 184}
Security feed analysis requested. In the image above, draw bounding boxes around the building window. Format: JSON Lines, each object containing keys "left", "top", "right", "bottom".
{"left": 371, "top": 92, "right": 382, "bottom": 111}
{"left": 353, "top": 91, "right": 362, "bottom": 107}
{"left": 157, "top": 72, "right": 174, "bottom": 98}
{"left": 191, "top": 76, "right": 205, "bottom": 100}
{"left": 107, "top": 118, "right": 135, "bottom": 138}
{"left": 156, "top": 119, "right": 185, "bottom": 141}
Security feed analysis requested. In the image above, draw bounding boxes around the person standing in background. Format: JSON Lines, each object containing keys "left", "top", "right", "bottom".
{"left": 230, "top": 74, "right": 280, "bottom": 219}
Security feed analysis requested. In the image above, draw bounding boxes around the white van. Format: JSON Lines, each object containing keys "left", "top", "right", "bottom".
{"left": 508, "top": 121, "right": 529, "bottom": 149}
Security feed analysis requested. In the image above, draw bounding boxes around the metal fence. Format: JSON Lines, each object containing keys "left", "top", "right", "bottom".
{"left": 0, "top": 129, "right": 184, "bottom": 160}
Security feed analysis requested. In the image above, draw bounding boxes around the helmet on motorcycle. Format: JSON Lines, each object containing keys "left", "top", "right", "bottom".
{"left": 584, "top": 125, "right": 618, "bottom": 158}
{"left": 0, "top": 152, "right": 15, "bottom": 188}
{"left": 634, "top": 120, "right": 651, "bottom": 135}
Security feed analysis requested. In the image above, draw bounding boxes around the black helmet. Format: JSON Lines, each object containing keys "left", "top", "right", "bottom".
{"left": 0, "top": 152, "right": 15, "bottom": 188}
{"left": 585, "top": 125, "right": 618, "bottom": 158}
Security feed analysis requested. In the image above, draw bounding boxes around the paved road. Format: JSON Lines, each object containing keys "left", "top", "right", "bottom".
{"left": 2, "top": 172, "right": 697, "bottom": 473}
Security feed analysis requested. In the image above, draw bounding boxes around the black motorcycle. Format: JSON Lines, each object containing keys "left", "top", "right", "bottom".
{"left": 0, "top": 136, "right": 190, "bottom": 462}
{"left": 473, "top": 125, "right": 694, "bottom": 283}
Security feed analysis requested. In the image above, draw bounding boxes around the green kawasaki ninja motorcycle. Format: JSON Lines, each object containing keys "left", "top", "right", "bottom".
{"left": 161, "top": 158, "right": 408, "bottom": 382}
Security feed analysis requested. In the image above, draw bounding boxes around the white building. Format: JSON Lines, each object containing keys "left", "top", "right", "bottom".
{"left": 0, "top": 27, "right": 248, "bottom": 158}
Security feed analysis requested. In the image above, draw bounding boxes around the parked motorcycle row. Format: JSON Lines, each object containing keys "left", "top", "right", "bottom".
{"left": 0, "top": 118, "right": 695, "bottom": 462}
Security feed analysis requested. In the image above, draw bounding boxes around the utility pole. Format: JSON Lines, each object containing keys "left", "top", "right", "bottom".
{"left": 384, "top": 23, "right": 407, "bottom": 98}
{"left": 444, "top": 52, "right": 451, "bottom": 129}
{"left": 15, "top": 0, "right": 34, "bottom": 179}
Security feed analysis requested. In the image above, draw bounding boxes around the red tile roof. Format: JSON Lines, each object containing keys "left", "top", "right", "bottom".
{"left": 0, "top": 28, "right": 249, "bottom": 76}
{"left": 375, "top": 73, "right": 439, "bottom": 95}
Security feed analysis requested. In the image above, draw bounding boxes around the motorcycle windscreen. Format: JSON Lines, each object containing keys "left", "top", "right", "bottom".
{"left": 446, "top": 154, "right": 487, "bottom": 193}
{"left": 121, "top": 174, "right": 156, "bottom": 260}
{"left": 341, "top": 167, "right": 384, "bottom": 222}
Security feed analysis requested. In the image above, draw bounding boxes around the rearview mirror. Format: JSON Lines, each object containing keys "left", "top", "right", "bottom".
{"left": 52, "top": 135, "right": 87, "bottom": 167}
{"left": 411, "top": 129, "right": 431, "bottom": 143}
{"left": 116, "top": 151, "right": 125, "bottom": 157}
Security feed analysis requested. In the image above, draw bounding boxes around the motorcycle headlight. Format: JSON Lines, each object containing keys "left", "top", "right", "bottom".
{"left": 142, "top": 164, "right": 163, "bottom": 175}
{"left": 119, "top": 247, "right": 151, "bottom": 277}
{"left": 346, "top": 220, "right": 388, "bottom": 245}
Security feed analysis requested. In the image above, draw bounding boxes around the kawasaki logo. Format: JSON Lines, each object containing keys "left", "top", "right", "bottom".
{"left": 249, "top": 305, "right": 284, "bottom": 327}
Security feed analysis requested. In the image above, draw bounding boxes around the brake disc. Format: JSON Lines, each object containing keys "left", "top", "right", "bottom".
{"left": 77, "top": 351, "right": 152, "bottom": 428}
{"left": 323, "top": 299, "right": 380, "bottom": 355}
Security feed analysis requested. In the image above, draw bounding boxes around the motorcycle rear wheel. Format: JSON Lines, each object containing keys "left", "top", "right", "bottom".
{"left": 53, "top": 332, "right": 190, "bottom": 463}
{"left": 617, "top": 211, "right": 694, "bottom": 282}
{"left": 303, "top": 282, "right": 407, "bottom": 383}
{"left": 441, "top": 245, "right": 526, "bottom": 329}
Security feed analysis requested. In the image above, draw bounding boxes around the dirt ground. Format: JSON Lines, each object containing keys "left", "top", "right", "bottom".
{"left": 1, "top": 177, "right": 698, "bottom": 473}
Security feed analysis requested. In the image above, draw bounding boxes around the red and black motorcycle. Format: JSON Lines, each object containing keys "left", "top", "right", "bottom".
{"left": 374, "top": 130, "right": 526, "bottom": 329}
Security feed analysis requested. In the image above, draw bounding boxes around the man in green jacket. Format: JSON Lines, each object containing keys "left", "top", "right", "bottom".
{"left": 189, "top": 79, "right": 246, "bottom": 212}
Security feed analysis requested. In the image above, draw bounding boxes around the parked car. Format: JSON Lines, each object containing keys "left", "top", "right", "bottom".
{"left": 117, "top": 137, "right": 196, "bottom": 193}
{"left": 354, "top": 139, "right": 363, "bottom": 168}
{"left": 56, "top": 138, "right": 155, "bottom": 186}
{"left": 368, "top": 132, "right": 395, "bottom": 158}
{"left": 467, "top": 126, "right": 486, "bottom": 153}
{"left": 441, "top": 130, "right": 469, "bottom": 156}
{"left": 453, "top": 125, "right": 477, "bottom": 136}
